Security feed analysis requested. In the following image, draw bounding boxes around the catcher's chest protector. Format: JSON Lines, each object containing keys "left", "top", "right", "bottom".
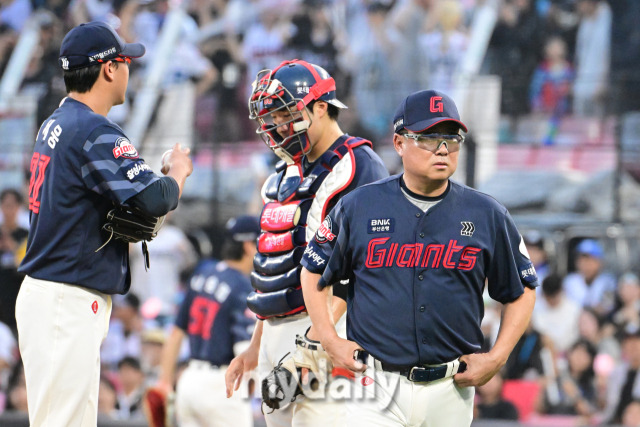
{"left": 248, "top": 137, "right": 370, "bottom": 319}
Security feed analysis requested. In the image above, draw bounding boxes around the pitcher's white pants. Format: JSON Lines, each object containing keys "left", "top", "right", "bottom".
{"left": 16, "top": 276, "right": 112, "bottom": 427}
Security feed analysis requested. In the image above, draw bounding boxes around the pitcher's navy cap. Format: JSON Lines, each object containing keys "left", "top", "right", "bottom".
{"left": 393, "top": 89, "right": 467, "bottom": 134}
{"left": 59, "top": 21, "right": 145, "bottom": 70}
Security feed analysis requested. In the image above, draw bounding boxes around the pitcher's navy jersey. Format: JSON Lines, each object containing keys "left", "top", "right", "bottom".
{"left": 176, "top": 259, "right": 255, "bottom": 366}
{"left": 301, "top": 175, "right": 538, "bottom": 366}
{"left": 19, "top": 97, "right": 159, "bottom": 294}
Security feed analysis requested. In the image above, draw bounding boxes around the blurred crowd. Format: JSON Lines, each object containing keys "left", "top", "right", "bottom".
{"left": 2, "top": 0, "right": 640, "bottom": 425}
{"left": 2, "top": 0, "right": 639, "bottom": 146}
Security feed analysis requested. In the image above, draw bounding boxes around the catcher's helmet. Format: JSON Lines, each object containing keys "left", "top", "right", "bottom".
{"left": 248, "top": 59, "right": 347, "bottom": 163}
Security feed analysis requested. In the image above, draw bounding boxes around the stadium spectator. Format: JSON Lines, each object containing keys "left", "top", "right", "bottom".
{"left": 538, "top": 339, "right": 598, "bottom": 419}
{"left": 486, "top": 0, "right": 545, "bottom": 118}
{"left": 572, "top": 0, "right": 611, "bottom": 117}
{"left": 532, "top": 274, "right": 581, "bottom": 354}
{"left": 563, "top": 239, "right": 617, "bottom": 316}
{"left": 607, "top": 273, "right": 640, "bottom": 340}
{"left": 577, "top": 307, "right": 620, "bottom": 361}
{"left": 529, "top": 35, "right": 573, "bottom": 144}
{"left": 345, "top": 0, "right": 406, "bottom": 140}
{"left": 0, "top": 0, "right": 32, "bottom": 32}
{"left": 418, "top": 0, "right": 468, "bottom": 94}
{"left": 0, "top": 189, "right": 28, "bottom": 332}
{"left": 101, "top": 293, "right": 144, "bottom": 370}
{"left": 97, "top": 375, "right": 119, "bottom": 421}
{"left": 116, "top": 357, "right": 146, "bottom": 420}
{"left": 524, "top": 231, "right": 551, "bottom": 290}
{"left": 608, "top": 0, "right": 640, "bottom": 115}
{"left": 603, "top": 331, "right": 640, "bottom": 424}
{"left": 475, "top": 371, "right": 520, "bottom": 420}
{"left": 504, "top": 321, "right": 548, "bottom": 380}
{"left": 4, "top": 360, "right": 27, "bottom": 414}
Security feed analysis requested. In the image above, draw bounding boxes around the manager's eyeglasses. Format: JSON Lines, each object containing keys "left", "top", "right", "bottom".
{"left": 403, "top": 133, "right": 464, "bottom": 153}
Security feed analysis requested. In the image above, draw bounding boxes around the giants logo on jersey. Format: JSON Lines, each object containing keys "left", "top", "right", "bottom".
{"left": 365, "top": 238, "right": 481, "bottom": 271}
{"left": 113, "top": 137, "right": 139, "bottom": 159}
{"left": 315, "top": 217, "right": 336, "bottom": 243}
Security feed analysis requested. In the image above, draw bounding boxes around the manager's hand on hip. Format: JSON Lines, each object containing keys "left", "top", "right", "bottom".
{"left": 323, "top": 336, "right": 366, "bottom": 374}
{"left": 454, "top": 352, "right": 502, "bottom": 387}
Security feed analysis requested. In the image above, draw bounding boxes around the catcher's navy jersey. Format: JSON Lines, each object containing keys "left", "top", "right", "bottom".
{"left": 176, "top": 260, "right": 255, "bottom": 365}
{"left": 19, "top": 97, "right": 159, "bottom": 294}
{"left": 301, "top": 175, "right": 538, "bottom": 366}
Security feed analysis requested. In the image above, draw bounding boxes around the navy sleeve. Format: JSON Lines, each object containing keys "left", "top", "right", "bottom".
{"left": 487, "top": 210, "right": 539, "bottom": 304}
{"left": 301, "top": 200, "right": 351, "bottom": 288}
{"left": 81, "top": 125, "right": 159, "bottom": 204}
{"left": 127, "top": 176, "right": 179, "bottom": 217}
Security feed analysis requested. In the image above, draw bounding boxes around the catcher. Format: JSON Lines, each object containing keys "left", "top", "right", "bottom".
{"left": 16, "top": 21, "right": 192, "bottom": 427}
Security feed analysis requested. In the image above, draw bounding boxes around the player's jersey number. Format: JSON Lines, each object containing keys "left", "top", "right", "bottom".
{"left": 188, "top": 296, "right": 221, "bottom": 340}
{"left": 28, "top": 152, "right": 51, "bottom": 214}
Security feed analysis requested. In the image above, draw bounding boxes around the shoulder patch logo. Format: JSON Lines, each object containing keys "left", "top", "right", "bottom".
{"left": 315, "top": 217, "right": 336, "bottom": 243}
{"left": 368, "top": 218, "right": 394, "bottom": 234}
{"left": 113, "top": 137, "right": 139, "bottom": 159}
{"left": 461, "top": 221, "right": 475, "bottom": 237}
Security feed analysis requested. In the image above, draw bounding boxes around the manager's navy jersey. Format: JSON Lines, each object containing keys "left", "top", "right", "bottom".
{"left": 176, "top": 259, "right": 255, "bottom": 366}
{"left": 301, "top": 175, "right": 538, "bottom": 366}
{"left": 19, "top": 97, "right": 159, "bottom": 294}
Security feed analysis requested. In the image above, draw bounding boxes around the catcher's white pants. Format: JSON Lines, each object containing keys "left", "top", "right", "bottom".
{"left": 176, "top": 360, "right": 253, "bottom": 427}
{"left": 258, "top": 312, "right": 347, "bottom": 427}
{"left": 346, "top": 356, "right": 474, "bottom": 427}
{"left": 16, "top": 276, "right": 112, "bottom": 427}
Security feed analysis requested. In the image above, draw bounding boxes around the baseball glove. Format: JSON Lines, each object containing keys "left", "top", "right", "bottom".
{"left": 102, "top": 206, "right": 164, "bottom": 243}
{"left": 261, "top": 353, "right": 303, "bottom": 412}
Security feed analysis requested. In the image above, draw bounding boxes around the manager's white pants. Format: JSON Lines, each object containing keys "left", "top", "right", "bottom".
{"left": 176, "top": 360, "right": 253, "bottom": 427}
{"left": 347, "top": 357, "right": 475, "bottom": 427}
{"left": 258, "top": 312, "right": 347, "bottom": 427}
{"left": 15, "top": 276, "right": 112, "bottom": 427}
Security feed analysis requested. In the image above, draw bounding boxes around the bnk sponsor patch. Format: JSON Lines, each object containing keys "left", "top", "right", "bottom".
{"left": 368, "top": 218, "right": 394, "bottom": 234}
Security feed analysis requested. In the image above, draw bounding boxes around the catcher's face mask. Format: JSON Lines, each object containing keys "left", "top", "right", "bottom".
{"left": 248, "top": 70, "right": 312, "bottom": 164}
{"left": 248, "top": 60, "right": 346, "bottom": 164}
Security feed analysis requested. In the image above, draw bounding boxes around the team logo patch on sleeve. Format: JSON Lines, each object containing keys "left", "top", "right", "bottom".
{"left": 315, "top": 217, "right": 336, "bottom": 243}
{"left": 113, "top": 137, "right": 139, "bottom": 159}
{"left": 519, "top": 262, "right": 538, "bottom": 284}
{"left": 368, "top": 218, "right": 394, "bottom": 234}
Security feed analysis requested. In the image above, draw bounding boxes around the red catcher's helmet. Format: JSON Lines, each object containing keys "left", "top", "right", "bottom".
{"left": 248, "top": 59, "right": 347, "bottom": 163}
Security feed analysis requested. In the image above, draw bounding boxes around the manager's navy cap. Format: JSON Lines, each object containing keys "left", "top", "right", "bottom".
{"left": 59, "top": 21, "right": 145, "bottom": 70}
{"left": 226, "top": 215, "right": 261, "bottom": 242}
{"left": 393, "top": 89, "right": 468, "bottom": 134}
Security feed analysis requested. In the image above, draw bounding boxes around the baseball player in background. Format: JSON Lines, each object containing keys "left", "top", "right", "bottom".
{"left": 300, "top": 89, "right": 538, "bottom": 427}
{"left": 157, "top": 215, "right": 260, "bottom": 427}
{"left": 224, "top": 59, "right": 388, "bottom": 426}
{"left": 16, "top": 21, "right": 192, "bottom": 426}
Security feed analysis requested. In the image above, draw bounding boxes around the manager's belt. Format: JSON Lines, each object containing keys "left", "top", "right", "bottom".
{"left": 360, "top": 352, "right": 467, "bottom": 383}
